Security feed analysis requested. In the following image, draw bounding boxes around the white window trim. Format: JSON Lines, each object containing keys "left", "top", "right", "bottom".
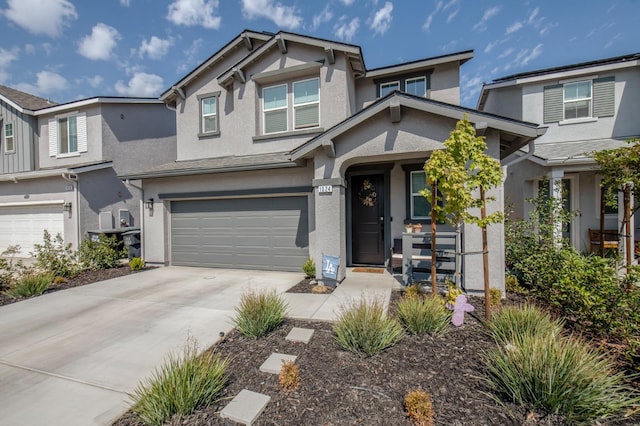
{"left": 535, "top": 175, "right": 580, "bottom": 248}
{"left": 4, "top": 122, "right": 14, "bottom": 153}
{"left": 380, "top": 81, "right": 400, "bottom": 98}
{"left": 410, "top": 170, "right": 430, "bottom": 220}
{"left": 405, "top": 76, "right": 427, "bottom": 97}
{"left": 58, "top": 115, "right": 78, "bottom": 155}
{"left": 293, "top": 77, "right": 320, "bottom": 130}
{"left": 563, "top": 80, "right": 592, "bottom": 121}
{"left": 49, "top": 111, "right": 87, "bottom": 158}
{"left": 262, "top": 83, "right": 288, "bottom": 135}
{"left": 199, "top": 93, "right": 220, "bottom": 136}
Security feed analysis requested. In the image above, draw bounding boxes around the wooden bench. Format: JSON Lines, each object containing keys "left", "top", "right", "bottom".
{"left": 588, "top": 228, "right": 619, "bottom": 253}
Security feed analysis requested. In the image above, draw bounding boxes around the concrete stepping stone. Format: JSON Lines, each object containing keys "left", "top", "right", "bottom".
{"left": 285, "top": 327, "right": 314, "bottom": 344}
{"left": 220, "top": 389, "right": 270, "bottom": 425}
{"left": 259, "top": 353, "right": 297, "bottom": 374}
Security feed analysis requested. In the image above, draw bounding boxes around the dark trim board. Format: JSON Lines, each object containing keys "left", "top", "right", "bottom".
{"left": 159, "top": 186, "right": 313, "bottom": 200}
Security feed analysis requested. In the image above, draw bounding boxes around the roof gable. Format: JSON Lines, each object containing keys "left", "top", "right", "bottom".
{"left": 0, "top": 85, "right": 57, "bottom": 112}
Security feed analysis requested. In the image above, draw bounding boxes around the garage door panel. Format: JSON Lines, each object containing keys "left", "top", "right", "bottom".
{"left": 171, "top": 196, "right": 309, "bottom": 271}
{"left": 0, "top": 205, "right": 64, "bottom": 255}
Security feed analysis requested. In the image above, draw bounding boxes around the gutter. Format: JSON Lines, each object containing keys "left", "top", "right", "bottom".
{"left": 61, "top": 172, "right": 80, "bottom": 249}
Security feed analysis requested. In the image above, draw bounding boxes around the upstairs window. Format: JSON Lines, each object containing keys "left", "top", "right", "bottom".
{"left": 379, "top": 81, "right": 400, "bottom": 97}
{"left": 198, "top": 92, "right": 220, "bottom": 136}
{"left": 48, "top": 113, "right": 87, "bottom": 157}
{"left": 58, "top": 116, "right": 78, "bottom": 154}
{"left": 263, "top": 84, "right": 288, "bottom": 134}
{"left": 563, "top": 81, "right": 592, "bottom": 120}
{"left": 410, "top": 170, "right": 430, "bottom": 219}
{"left": 406, "top": 77, "right": 427, "bottom": 97}
{"left": 293, "top": 78, "right": 319, "bottom": 129}
{"left": 4, "top": 123, "right": 14, "bottom": 153}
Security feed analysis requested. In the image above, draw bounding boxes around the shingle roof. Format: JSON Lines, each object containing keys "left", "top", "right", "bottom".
{"left": 530, "top": 138, "right": 638, "bottom": 163}
{"left": 0, "top": 85, "right": 57, "bottom": 111}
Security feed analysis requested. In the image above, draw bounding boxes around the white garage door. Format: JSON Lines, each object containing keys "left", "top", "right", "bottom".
{"left": 171, "top": 196, "right": 309, "bottom": 272}
{"left": 0, "top": 204, "right": 65, "bottom": 256}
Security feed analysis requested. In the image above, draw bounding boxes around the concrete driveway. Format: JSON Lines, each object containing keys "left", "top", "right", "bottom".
{"left": 0, "top": 267, "right": 301, "bottom": 426}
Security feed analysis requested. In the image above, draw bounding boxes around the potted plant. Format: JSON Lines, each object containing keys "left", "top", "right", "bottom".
{"left": 412, "top": 223, "right": 423, "bottom": 233}
{"left": 404, "top": 223, "right": 413, "bottom": 233}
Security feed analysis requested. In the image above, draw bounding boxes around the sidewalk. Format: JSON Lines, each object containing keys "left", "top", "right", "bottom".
{"left": 282, "top": 268, "right": 401, "bottom": 321}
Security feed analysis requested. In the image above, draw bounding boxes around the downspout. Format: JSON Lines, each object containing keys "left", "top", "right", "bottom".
{"left": 125, "top": 179, "right": 145, "bottom": 260}
{"left": 61, "top": 172, "right": 80, "bottom": 249}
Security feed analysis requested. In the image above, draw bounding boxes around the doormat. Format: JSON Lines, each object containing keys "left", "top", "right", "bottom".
{"left": 352, "top": 267, "right": 385, "bottom": 274}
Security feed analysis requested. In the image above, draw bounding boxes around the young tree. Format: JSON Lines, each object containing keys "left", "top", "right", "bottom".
{"left": 422, "top": 117, "right": 504, "bottom": 319}
{"left": 592, "top": 138, "right": 640, "bottom": 267}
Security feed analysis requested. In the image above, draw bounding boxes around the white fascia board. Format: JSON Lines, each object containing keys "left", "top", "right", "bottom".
{"left": 0, "top": 168, "right": 67, "bottom": 182}
{"left": 33, "top": 98, "right": 163, "bottom": 116}
{"left": 0, "top": 200, "right": 65, "bottom": 207}
{"left": 0, "top": 94, "right": 32, "bottom": 114}
{"left": 69, "top": 162, "right": 113, "bottom": 174}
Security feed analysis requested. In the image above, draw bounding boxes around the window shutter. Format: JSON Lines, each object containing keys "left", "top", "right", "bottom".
{"left": 48, "top": 118, "right": 57, "bottom": 157}
{"left": 593, "top": 76, "right": 615, "bottom": 117}
{"left": 76, "top": 113, "right": 88, "bottom": 153}
{"left": 543, "top": 84, "right": 563, "bottom": 123}
{"left": 295, "top": 104, "right": 319, "bottom": 128}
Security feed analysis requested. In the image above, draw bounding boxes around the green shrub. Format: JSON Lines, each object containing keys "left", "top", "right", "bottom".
{"left": 232, "top": 289, "right": 288, "bottom": 338}
{"left": 404, "top": 283, "right": 421, "bottom": 299}
{"left": 0, "top": 245, "right": 26, "bottom": 291}
{"left": 485, "top": 305, "right": 563, "bottom": 348}
{"left": 397, "top": 295, "right": 451, "bottom": 335}
{"left": 5, "top": 272, "right": 53, "bottom": 298}
{"left": 78, "top": 234, "right": 125, "bottom": 271}
{"left": 484, "top": 332, "right": 639, "bottom": 424}
{"left": 333, "top": 297, "right": 404, "bottom": 356}
{"left": 129, "top": 257, "right": 145, "bottom": 271}
{"left": 302, "top": 257, "right": 316, "bottom": 278}
{"left": 130, "top": 342, "right": 229, "bottom": 426}
{"left": 32, "top": 230, "right": 78, "bottom": 278}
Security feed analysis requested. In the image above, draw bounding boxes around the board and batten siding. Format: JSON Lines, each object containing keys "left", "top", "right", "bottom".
{"left": 543, "top": 76, "right": 615, "bottom": 123}
{"left": 0, "top": 101, "right": 36, "bottom": 174}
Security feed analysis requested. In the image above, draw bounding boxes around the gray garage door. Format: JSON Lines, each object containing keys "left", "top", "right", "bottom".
{"left": 171, "top": 196, "right": 309, "bottom": 271}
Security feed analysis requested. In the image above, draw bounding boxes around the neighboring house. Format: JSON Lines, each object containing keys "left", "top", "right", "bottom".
{"left": 478, "top": 53, "right": 640, "bottom": 254}
{"left": 122, "top": 30, "right": 544, "bottom": 293}
{"left": 0, "top": 85, "right": 176, "bottom": 255}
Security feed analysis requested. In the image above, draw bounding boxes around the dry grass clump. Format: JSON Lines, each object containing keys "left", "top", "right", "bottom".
{"left": 404, "top": 389, "right": 435, "bottom": 426}
{"left": 311, "top": 284, "right": 330, "bottom": 294}
{"left": 278, "top": 360, "right": 300, "bottom": 391}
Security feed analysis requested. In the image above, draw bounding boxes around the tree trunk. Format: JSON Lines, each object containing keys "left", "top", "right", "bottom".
{"left": 430, "top": 180, "right": 438, "bottom": 295}
{"left": 624, "top": 184, "right": 632, "bottom": 269}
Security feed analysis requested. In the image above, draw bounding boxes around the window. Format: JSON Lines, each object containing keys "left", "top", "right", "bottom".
{"left": 263, "top": 84, "right": 288, "bottom": 134}
{"left": 380, "top": 81, "right": 400, "bottom": 97}
{"left": 201, "top": 96, "right": 218, "bottom": 134}
{"left": 4, "top": 123, "right": 14, "bottom": 153}
{"left": 564, "top": 80, "right": 592, "bottom": 120}
{"left": 405, "top": 77, "right": 427, "bottom": 97}
{"left": 58, "top": 116, "right": 78, "bottom": 154}
{"left": 410, "top": 171, "right": 430, "bottom": 219}
{"left": 293, "top": 78, "right": 319, "bottom": 129}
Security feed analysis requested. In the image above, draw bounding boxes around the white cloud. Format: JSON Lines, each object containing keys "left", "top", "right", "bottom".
{"left": 443, "top": 0, "right": 458, "bottom": 10}
{"left": 0, "top": 47, "right": 19, "bottom": 69}
{"left": 334, "top": 16, "right": 360, "bottom": 41}
{"left": 520, "top": 43, "right": 542, "bottom": 66}
{"left": 498, "top": 47, "right": 514, "bottom": 59}
{"left": 115, "top": 72, "right": 164, "bottom": 97}
{"left": 605, "top": 33, "right": 622, "bottom": 49}
{"left": 120, "top": 0, "right": 131, "bottom": 6}
{"left": 3, "top": 0, "right": 77, "bottom": 38}
{"left": 441, "top": 39, "right": 458, "bottom": 52}
{"left": 473, "top": 6, "right": 500, "bottom": 32}
{"left": 339, "top": 0, "right": 355, "bottom": 5}
{"left": 527, "top": 7, "right": 539, "bottom": 25}
{"left": 508, "top": 43, "right": 542, "bottom": 69}
{"left": 15, "top": 70, "right": 69, "bottom": 96}
{"left": 506, "top": 21, "right": 523, "bottom": 35}
{"left": 77, "top": 75, "right": 104, "bottom": 88}
{"left": 42, "top": 43, "right": 54, "bottom": 56}
{"left": 241, "top": 0, "right": 303, "bottom": 30}
{"left": 167, "top": 0, "right": 222, "bottom": 29}
{"left": 78, "top": 23, "right": 121, "bottom": 61}
{"left": 484, "top": 41, "right": 496, "bottom": 53}
{"left": 370, "top": 1, "right": 393, "bottom": 35}
{"left": 178, "top": 38, "right": 203, "bottom": 72}
{"left": 311, "top": 5, "right": 333, "bottom": 30}
{"left": 447, "top": 9, "right": 459, "bottom": 24}
{"left": 139, "top": 36, "right": 173, "bottom": 60}
{"left": 24, "top": 44, "right": 35, "bottom": 54}
{"left": 423, "top": 1, "right": 443, "bottom": 31}
{"left": 461, "top": 74, "right": 483, "bottom": 105}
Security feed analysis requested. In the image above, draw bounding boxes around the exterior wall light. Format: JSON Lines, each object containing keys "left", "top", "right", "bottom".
{"left": 144, "top": 198, "right": 154, "bottom": 210}
{"left": 63, "top": 202, "right": 72, "bottom": 212}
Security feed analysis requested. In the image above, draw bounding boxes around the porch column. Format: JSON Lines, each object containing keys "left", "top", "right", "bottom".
{"left": 312, "top": 178, "right": 347, "bottom": 282}
{"left": 549, "top": 169, "right": 564, "bottom": 245}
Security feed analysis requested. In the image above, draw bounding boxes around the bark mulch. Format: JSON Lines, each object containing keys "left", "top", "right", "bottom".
{"left": 113, "top": 290, "right": 636, "bottom": 426}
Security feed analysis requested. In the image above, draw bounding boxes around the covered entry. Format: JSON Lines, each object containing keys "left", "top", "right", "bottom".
{"left": 170, "top": 196, "right": 309, "bottom": 271}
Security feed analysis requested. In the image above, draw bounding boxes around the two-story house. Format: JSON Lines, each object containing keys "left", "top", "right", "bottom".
{"left": 0, "top": 85, "right": 176, "bottom": 255}
{"left": 122, "top": 30, "right": 544, "bottom": 293}
{"left": 478, "top": 53, "right": 640, "bottom": 254}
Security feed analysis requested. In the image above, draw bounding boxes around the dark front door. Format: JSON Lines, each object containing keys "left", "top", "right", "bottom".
{"left": 351, "top": 174, "right": 385, "bottom": 265}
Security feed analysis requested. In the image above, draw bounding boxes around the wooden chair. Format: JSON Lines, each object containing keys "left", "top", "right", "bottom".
{"left": 588, "top": 228, "right": 619, "bottom": 254}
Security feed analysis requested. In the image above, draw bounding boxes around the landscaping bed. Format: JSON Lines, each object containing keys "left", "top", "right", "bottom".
{"left": 113, "top": 290, "right": 638, "bottom": 425}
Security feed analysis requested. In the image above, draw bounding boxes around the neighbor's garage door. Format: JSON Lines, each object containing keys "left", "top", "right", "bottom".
{"left": 0, "top": 204, "right": 64, "bottom": 255}
{"left": 170, "top": 196, "right": 309, "bottom": 271}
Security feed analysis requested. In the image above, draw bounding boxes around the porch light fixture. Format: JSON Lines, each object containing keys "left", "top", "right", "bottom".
{"left": 63, "top": 202, "right": 72, "bottom": 212}
{"left": 144, "top": 198, "right": 154, "bottom": 210}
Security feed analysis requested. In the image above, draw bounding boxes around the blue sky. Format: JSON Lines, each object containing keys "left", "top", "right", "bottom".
{"left": 1, "top": 0, "right": 638, "bottom": 107}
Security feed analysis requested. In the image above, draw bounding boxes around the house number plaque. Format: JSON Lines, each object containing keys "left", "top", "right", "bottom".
{"left": 318, "top": 185, "right": 333, "bottom": 193}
